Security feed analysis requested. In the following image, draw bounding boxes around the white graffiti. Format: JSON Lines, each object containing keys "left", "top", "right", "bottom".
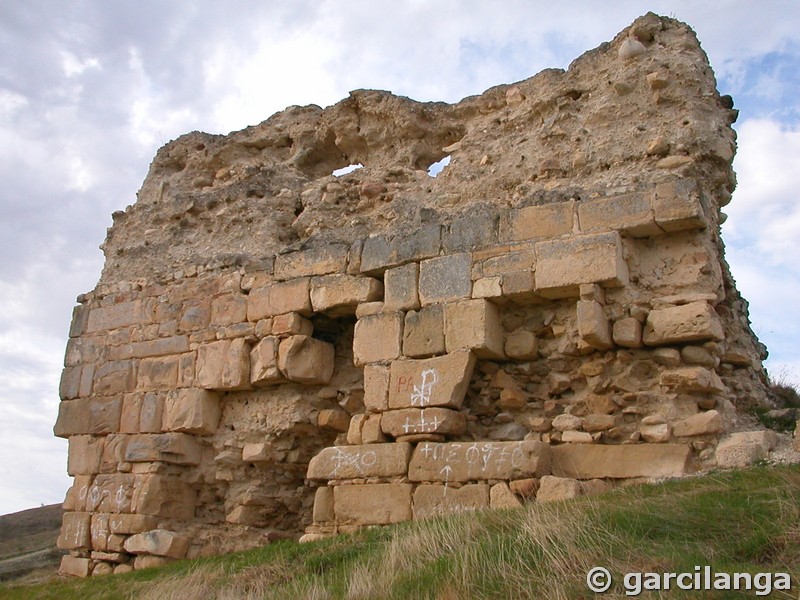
{"left": 421, "top": 442, "right": 525, "bottom": 471}
{"left": 402, "top": 409, "right": 441, "bottom": 434}
{"left": 330, "top": 447, "right": 377, "bottom": 477}
{"left": 410, "top": 368, "right": 438, "bottom": 407}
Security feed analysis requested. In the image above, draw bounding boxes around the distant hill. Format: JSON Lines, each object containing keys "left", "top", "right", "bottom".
{"left": 0, "top": 504, "right": 64, "bottom": 582}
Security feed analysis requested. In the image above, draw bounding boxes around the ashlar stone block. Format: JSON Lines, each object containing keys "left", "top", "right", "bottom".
{"left": 381, "top": 408, "right": 467, "bottom": 438}
{"left": 310, "top": 274, "right": 383, "bottom": 315}
{"left": 412, "top": 484, "right": 489, "bottom": 519}
{"left": 501, "top": 200, "right": 574, "bottom": 241}
{"left": 353, "top": 312, "right": 403, "bottom": 366}
{"left": 124, "top": 433, "right": 202, "bottom": 465}
{"left": 306, "top": 443, "right": 412, "bottom": 480}
{"left": 277, "top": 335, "right": 335, "bottom": 384}
{"left": 444, "top": 299, "right": 505, "bottom": 359}
{"left": 578, "top": 192, "right": 662, "bottom": 237}
{"left": 576, "top": 300, "right": 613, "bottom": 350}
{"left": 403, "top": 305, "right": 446, "bottom": 358}
{"left": 534, "top": 231, "right": 629, "bottom": 298}
{"left": 247, "top": 278, "right": 312, "bottom": 321}
{"left": 163, "top": 388, "right": 221, "bottom": 435}
{"left": 54, "top": 397, "right": 123, "bottom": 438}
{"left": 363, "top": 364, "right": 390, "bottom": 413}
{"left": 384, "top": 262, "right": 421, "bottom": 312}
{"left": 408, "top": 440, "right": 550, "bottom": 483}
{"left": 250, "top": 336, "right": 284, "bottom": 385}
{"left": 196, "top": 338, "right": 250, "bottom": 390}
{"left": 643, "top": 301, "right": 724, "bottom": 345}
{"left": 388, "top": 350, "right": 476, "bottom": 410}
{"left": 124, "top": 529, "right": 189, "bottom": 558}
{"left": 333, "top": 483, "right": 413, "bottom": 525}
{"left": 419, "top": 253, "right": 472, "bottom": 305}
{"left": 550, "top": 444, "right": 691, "bottom": 479}
{"left": 57, "top": 512, "right": 92, "bottom": 550}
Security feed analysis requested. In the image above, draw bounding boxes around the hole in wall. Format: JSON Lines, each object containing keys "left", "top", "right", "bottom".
{"left": 332, "top": 163, "right": 364, "bottom": 177}
{"left": 427, "top": 155, "right": 451, "bottom": 177}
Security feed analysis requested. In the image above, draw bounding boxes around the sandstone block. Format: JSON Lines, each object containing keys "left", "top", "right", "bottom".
{"left": 136, "top": 355, "right": 180, "bottom": 391}
{"left": 363, "top": 364, "right": 390, "bottom": 412}
{"left": 403, "top": 305, "right": 446, "bottom": 358}
{"left": 84, "top": 474, "right": 137, "bottom": 513}
{"left": 419, "top": 253, "right": 472, "bottom": 305}
{"left": 576, "top": 300, "right": 613, "bottom": 350}
{"left": 277, "top": 335, "right": 335, "bottom": 384}
{"left": 90, "top": 513, "right": 111, "bottom": 551}
{"left": 124, "top": 529, "right": 189, "bottom": 558}
{"left": 108, "top": 513, "right": 158, "bottom": 535}
{"left": 86, "top": 300, "right": 150, "bottom": 333}
{"left": 310, "top": 274, "right": 383, "bottom": 315}
{"left": 307, "top": 443, "right": 412, "bottom": 480}
{"left": 551, "top": 444, "right": 691, "bottom": 479}
{"left": 537, "top": 476, "right": 582, "bottom": 502}
{"left": 504, "top": 329, "right": 538, "bottom": 360}
{"left": 132, "top": 475, "right": 196, "bottom": 520}
{"left": 271, "top": 312, "right": 313, "bottom": 336}
{"left": 67, "top": 436, "right": 105, "bottom": 476}
{"left": 59, "top": 555, "right": 91, "bottom": 578}
{"left": 317, "top": 408, "right": 350, "bottom": 432}
{"left": 612, "top": 317, "right": 643, "bottom": 348}
{"left": 333, "top": 483, "right": 413, "bottom": 525}
{"left": 353, "top": 312, "right": 403, "bottom": 366}
{"left": 109, "top": 336, "right": 189, "bottom": 361}
{"left": 163, "top": 388, "right": 221, "bottom": 435}
{"left": 250, "top": 337, "right": 284, "bottom": 385}
{"left": 653, "top": 180, "right": 705, "bottom": 232}
{"left": 578, "top": 192, "right": 662, "bottom": 237}
{"left": 500, "top": 271, "right": 538, "bottom": 299}
{"left": 659, "top": 367, "right": 726, "bottom": 393}
{"left": 346, "top": 414, "right": 366, "bottom": 445}
{"left": 247, "top": 278, "right": 312, "bottom": 321}
{"left": 93, "top": 360, "right": 136, "bottom": 395}
{"left": 211, "top": 293, "right": 247, "bottom": 326}
{"left": 313, "top": 487, "right": 335, "bottom": 522}
{"left": 57, "top": 512, "right": 91, "bottom": 550}
{"left": 672, "top": 410, "right": 722, "bottom": 437}
{"left": 501, "top": 201, "right": 574, "bottom": 241}
{"left": 140, "top": 392, "right": 164, "bottom": 432}
{"left": 388, "top": 351, "right": 476, "bottom": 410}
{"left": 535, "top": 232, "right": 629, "bottom": 298}
{"left": 62, "top": 475, "right": 94, "bottom": 511}
{"left": 444, "top": 299, "right": 504, "bottom": 359}
{"left": 412, "top": 484, "right": 489, "bottom": 519}
{"left": 361, "top": 414, "right": 386, "bottom": 443}
{"left": 715, "top": 431, "right": 777, "bottom": 468}
{"left": 274, "top": 244, "right": 349, "bottom": 280}
{"left": 408, "top": 440, "right": 550, "bottom": 483}
{"left": 384, "top": 263, "right": 420, "bottom": 312}
{"left": 640, "top": 422, "right": 672, "bottom": 443}
{"left": 643, "top": 301, "right": 724, "bottom": 345}
{"left": 381, "top": 408, "right": 467, "bottom": 438}
{"left": 242, "top": 442, "right": 270, "bottom": 463}
{"left": 476, "top": 245, "right": 537, "bottom": 278}
{"left": 490, "top": 482, "right": 522, "bottom": 509}
{"left": 55, "top": 397, "right": 123, "bottom": 438}
{"left": 196, "top": 338, "right": 250, "bottom": 390}
{"left": 124, "top": 433, "right": 202, "bottom": 465}
{"left": 472, "top": 276, "right": 503, "bottom": 299}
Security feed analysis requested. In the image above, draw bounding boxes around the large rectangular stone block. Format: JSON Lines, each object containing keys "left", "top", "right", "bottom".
{"left": 384, "top": 262, "right": 421, "bottom": 312}
{"left": 388, "top": 351, "right": 476, "bottom": 410}
{"left": 86, "top": 300, "right": 150, "bottom": 333}
{"left": 54, "top": 397, "right": 123, "bottom": 438}
{"left": 93, "top": 360, "right": 136, "bottom": 395}
{"left": 412, "top": 484, "right": 490, "bottom": 519}
{"left": 551, "top": 444, "right": 691, "bottom": 479}
{"left": 363, "top": 364, "right": 390, "bottom": 412}
{"left": 476, "top": 246, "right": 536, "bottom": 278}
{"left": 132, "top": 475, "right": 196, "bottom": 520}
{"left": 108, "top": 336, "right": 189, "bottom": 360}
{"left": 535, "top": 232, "right": 629, "bottom": 298}
{"left": 442, "top": 205, "right": 499, "bottom": 252}
{"left": 576, "top": 300, "right": 613, "bottom": 350}
{"left": 306, "top": 443, "right": 412, "bottom": 480}
{"left": 124, "top": 529, "right": 189, "bottom": 559}
{"left": 653, "top": 180, "right": 706, "bottom": 232}
{"left": 274, "top": 244, "right": 349, "bottom": 280}
{"left": 419, "top": 253, "right": 472, "bottom": 305}
{"left": 196, "top": 338, "right": 250, "bottom": 390}
{"left": 360, "top": 226, "right": 441, "bottom": 274}
{"left": 381, "top": 408, "right": 467, "bottom": 438}
{"left": 277, "top": 335, "right": 335, "bottom": 384}
{"left": 444, "top": 299, "right": 505, "bottom": 359}
{"left": 409, "top": 441, "right": 550, "bottom": 483}
{"left": 578, "top": 192, "right": 662, "bottom": 237}
{"left": 124, "top": 433, "right": 202, "bottom": 465}
{"left": 501, "top": 200, "right": 574, "bottom": 242}
{"left": 247, "top": 278, "right": 312, "bottom": 321}
{"left": 163, "top": 388, "right": 221, "bottom": 435}
{"left": 211, "top": 292, "right": 248, "bottom": 326}
{"left": 250, "top": 336, "right": 284, "bottom": 385}
{"left": 137, "top": 355, "right": 180, "bottom": 391}
{"left": 57, "top": 512, "right": 91, "bottom": 550}
{"left": 333, "top": 483, "right": 413, "bottom": 525}
{"left": 310, "top": 274, "right": 383, "bottom": 315}
{"left": 353, "top": 312, "right": 403, "bottom": 366}
{"left": 84, "top": 473, "right": 137, "bottom": 513}
{"left": 108, "top": 513, "right": 158, "bottom": 535}
{"left": 403, "top": 305, "right": 445, "bottom": 358}
{"left": 643, "top": 301, "right": 724, "bottom": 345}
{"left": 67, "top": 435, "right": 105, "bottom": 475}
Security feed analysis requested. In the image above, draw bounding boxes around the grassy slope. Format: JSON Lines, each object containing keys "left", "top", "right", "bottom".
{"left": 1, "top": 466, "right": 798, "bottom": 599}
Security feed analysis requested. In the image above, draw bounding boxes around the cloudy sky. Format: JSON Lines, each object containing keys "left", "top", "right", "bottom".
{"left": 1, "top": 1, "right": 798, "bottom": 515}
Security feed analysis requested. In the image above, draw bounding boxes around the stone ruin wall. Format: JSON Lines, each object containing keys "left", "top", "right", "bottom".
{"left": 54, "top": 13, "right": 778, "bottom": 577}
